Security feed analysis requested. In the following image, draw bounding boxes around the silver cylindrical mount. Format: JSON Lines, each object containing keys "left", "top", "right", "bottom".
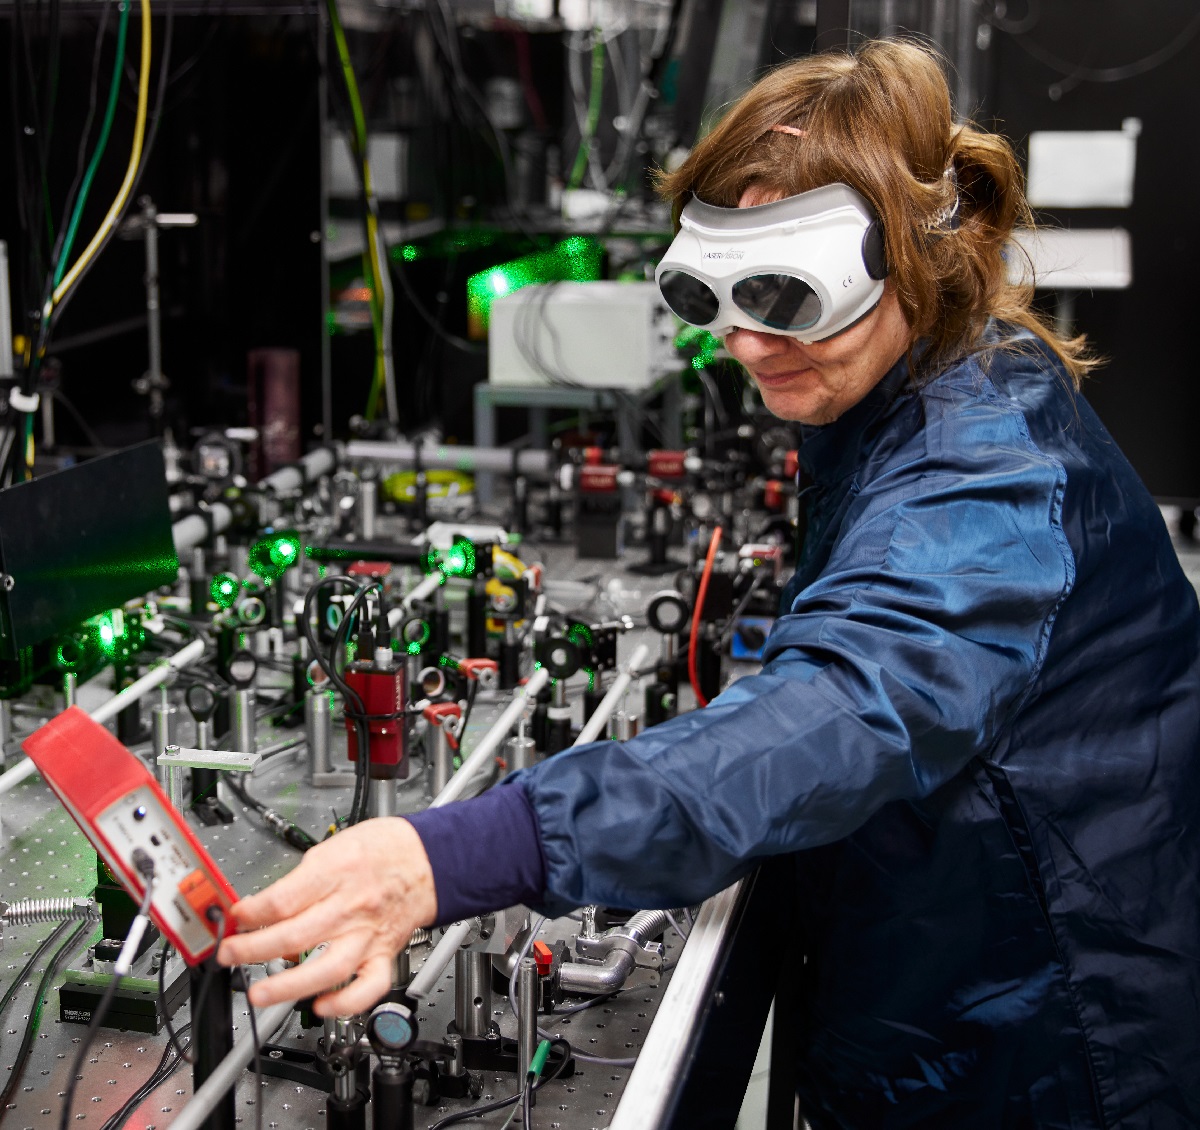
{"left": 505, "top": 734, "right": 536, "bottom": 774}
{"left": 62, "top": 672, "right": 78, "bottom": 710}
{"left": 371, "top": 777, "right": 397, "bottom": 819}
{"left": 151, "top": 703, "right": 178, "bottom": 789}
{"left": 306, "top": 688, "right": 333, "bottom": 780}
{"left": 233, "top": 687, "right": 257, "bottom": 754}
{"left": 430, "top": 726, "right": 454, "bottom": 797}
{"left": 612, "top": 711, "right": 640, "bottom": 742}
{"left": 165, "top": 745, "right": 185, "bottom": 810}
{"left": 517, "top": 956, "right": 538, "bottom": 1079}
{"left": 454, "top": 950, "right": 493, "bottom": 1040}
{"left": 360, "top": 477, "right": 377, "bottom": 540}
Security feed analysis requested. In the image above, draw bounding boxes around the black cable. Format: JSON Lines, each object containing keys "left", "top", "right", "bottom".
{"left": 0, "top": 913, "right": 94, "bottom": 1113}
{"left": 158, "top": 907, "right": 228, "bottom": 1067}
{"left": 301, "top": 575, "right": 372, "bottom": 824}
{"left": 522, "top": 1072, "right": 534, "bottom": 1130}
{"left": 426, "top": 1037, "right": 573, "bottom": 1130}
{"left": 98, "top": 1021, "right": 192, "bottom": 1130}
{"left": 222, "top": 771, "right": 319, "bottom": 852}
{"left": 0, "top": 916, "right": 74, "bottom": 1021}
{"left": 57, "top": 894, "right": 155, "bottom": 1130}
{"left": 52, "top": 0, "right": 112, "bottom": 285}
{"left": 1007, "top": 7, "right": 1200, "bottom": 85}
{"left": 330, "top": 581, "right": 383, "bottom": 824}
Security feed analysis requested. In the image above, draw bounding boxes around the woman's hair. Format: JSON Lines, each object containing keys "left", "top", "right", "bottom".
{"left": 655, "top": 38, "right": 1095, "bottom": 386}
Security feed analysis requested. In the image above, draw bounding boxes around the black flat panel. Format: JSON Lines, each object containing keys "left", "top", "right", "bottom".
{"left": 0, "top": 442, "right": 178, "bottom": 658}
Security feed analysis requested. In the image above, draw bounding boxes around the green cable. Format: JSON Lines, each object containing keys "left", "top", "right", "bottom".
{"left": 54, "top": 0, "right": 130, "bottom": 289}
{"left": 530, "top": 1038, "right": 552, "bottom": 1077}
{"left": 568, "top": 34, "right": 605, "bottom": 190}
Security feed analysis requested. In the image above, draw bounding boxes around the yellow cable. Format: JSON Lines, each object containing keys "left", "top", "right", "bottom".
{"left": 51, "top": 0, "right": 152, "bottom": 308}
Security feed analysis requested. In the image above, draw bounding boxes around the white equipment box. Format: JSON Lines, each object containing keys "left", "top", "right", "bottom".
{"left": 488, "top": 281, "right": 678, "bottom": 390}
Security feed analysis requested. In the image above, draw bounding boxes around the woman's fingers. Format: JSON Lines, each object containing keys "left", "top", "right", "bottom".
{"left": 243, "top": 933, "right": 369, "bottom": 1008}
{"left": 310, "top": 952, "right": 397, "bottom": 1017}
{"left": 219, "top": 894, "right": 349, "bottom": 968}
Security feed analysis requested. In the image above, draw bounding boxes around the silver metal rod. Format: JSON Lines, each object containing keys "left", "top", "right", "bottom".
{"left": 454, "top": 950, "right": 493, "bottom": 1039}
{"left": 0, "top": 241, "right": 13, "bottom": 379}
{"left": 387, "top": 570, "right": 442, "bottom": 615}
{"left": 0, "top": 638, "right": 207, "bottom": 795}
{"left": 407, "top": 919, "right": 474, "bottom": 1000}
{"left": 430, "top": 726, "right": 453, "bottom": 796}
{"left": 360, "top": 477, "right": 377, "bottom": 540}
{"left": 306, "top": 688, "right": 333, "bottom": 779}
{"left": 143, "top": 198, "right": 163, "bottom": 392}
{"left": 232, "top": 688, "right": 257, "bottom": 754}
{"left": 151, "top": 702, "right": 178, "bottom": 790}
{"left": 371, "top": 777, "right": 397, "bottom": 818}
{"left": 171, "top": 448, "right": 336, "bottom": 556}
{"left": 430, "top": 667, "right": 550, "bottom": 808}
{"left": 574, "top": 643, "right": 649, "bottom": 746}
{"left": 94, "top": 639, "right": 208, "bottom": 726}
{"left": 517, "top": 956, "right": 538, "bottom": 1079}
{"left": 345, "top": 439, "right": 553, "bottom": 476}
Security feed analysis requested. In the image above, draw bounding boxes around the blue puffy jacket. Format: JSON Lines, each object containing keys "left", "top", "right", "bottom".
{"left": 412, "top": 331, "right": 1200, "bottom": 1127}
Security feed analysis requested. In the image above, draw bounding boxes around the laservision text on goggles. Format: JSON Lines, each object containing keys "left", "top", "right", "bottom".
{"left": 655, "top": 183, "right": 888, "bottom": 343}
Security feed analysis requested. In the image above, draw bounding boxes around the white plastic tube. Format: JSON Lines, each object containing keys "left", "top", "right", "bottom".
{"left": 406, "top": 919, "right": 474, "bottom": 1001}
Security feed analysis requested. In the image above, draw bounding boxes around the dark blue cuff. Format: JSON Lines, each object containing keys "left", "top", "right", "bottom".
{"left": 405, "top": 781, "right": 547, "bottom": 926}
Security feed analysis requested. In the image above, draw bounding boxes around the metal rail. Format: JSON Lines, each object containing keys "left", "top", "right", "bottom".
{"left": 0, "top": 638, "right": 206, "bottom": 795}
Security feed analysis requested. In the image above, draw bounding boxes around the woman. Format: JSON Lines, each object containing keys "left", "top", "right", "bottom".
{"left": 222, "top": 40, "right": 1200, "bottom": 1127}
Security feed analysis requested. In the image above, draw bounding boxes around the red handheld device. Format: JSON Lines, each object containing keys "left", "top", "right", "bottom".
{"left": 22, "top": 706, "right": 239, "bottom": 964}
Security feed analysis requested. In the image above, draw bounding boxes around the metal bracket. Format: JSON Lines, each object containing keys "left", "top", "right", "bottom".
{"left": 157, "top": 745, "right": 262, "bottom": 772}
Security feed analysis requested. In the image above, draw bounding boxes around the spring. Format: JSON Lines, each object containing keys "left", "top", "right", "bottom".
{"left": 2, "top": 897, "right": 95, "bottom": 926}
{"left": 408, "top": 928, "right": 432, "bottom": 946}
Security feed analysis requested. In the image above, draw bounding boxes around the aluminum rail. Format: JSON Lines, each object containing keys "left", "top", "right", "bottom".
{"left": 607, "top": 880, "right": 747, "bottom": 1130}
{"left": 0, "top": 638, "right": 206, "bottom": 795}
{"left": 573, "top": 642, "right": 649, "bottom": 746}
{"left": 429, "top": 665, "right": 550, "bottom": 809}
{"left": 171, "top": 446, "right": 338, "bottom": 556}
{"left": 345, "top": 439, "right": 553, "bottom": 476}
{"left": 405, "top": 919, "right": 474, "bottom": 1001}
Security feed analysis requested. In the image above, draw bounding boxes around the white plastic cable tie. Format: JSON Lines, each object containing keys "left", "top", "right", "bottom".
{"left": 9, "top": 388, "right": 39, "bottom": 413}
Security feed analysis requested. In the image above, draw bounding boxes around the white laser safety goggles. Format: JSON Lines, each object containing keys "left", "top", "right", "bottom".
{"left": 655, "top": 183, "right": 889, "bottom": 343}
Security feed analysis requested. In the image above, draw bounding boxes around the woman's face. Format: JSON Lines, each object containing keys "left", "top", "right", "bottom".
{"left": 722, "top": 185, "right": 913, "bottom": 425}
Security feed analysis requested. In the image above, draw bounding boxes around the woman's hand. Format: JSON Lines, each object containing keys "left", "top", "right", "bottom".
{"left": 216, "top": 816, "right": 437, "bottom": 1017}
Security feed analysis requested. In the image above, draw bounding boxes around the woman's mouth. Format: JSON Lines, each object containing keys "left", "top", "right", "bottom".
{"left": 753, "top": 368, "right": 816, "bottom": 388}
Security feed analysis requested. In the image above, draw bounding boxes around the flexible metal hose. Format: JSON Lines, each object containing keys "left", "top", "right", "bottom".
{"left": 1, "top": 897, "right": 95, "bottom": 926}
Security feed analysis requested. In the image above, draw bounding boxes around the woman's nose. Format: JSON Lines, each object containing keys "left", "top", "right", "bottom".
{"left": 724, "top": 327, "right": 792, "bottom": 366}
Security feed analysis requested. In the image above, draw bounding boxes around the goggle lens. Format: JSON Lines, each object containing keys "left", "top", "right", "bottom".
{"left": 732, "top": 274, "right": 822, "bottom": 332}
{"left": 658, "top": 270, "right": 720, "bottom": 326}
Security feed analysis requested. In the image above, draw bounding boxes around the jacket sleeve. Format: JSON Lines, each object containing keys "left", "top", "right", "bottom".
{"left": 518, "top": 404, "right": 1076, "bottom": 915}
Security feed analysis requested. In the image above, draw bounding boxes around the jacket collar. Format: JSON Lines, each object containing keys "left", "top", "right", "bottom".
{"left": 796, "top": 351, "right": 914, "bottom": 486}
